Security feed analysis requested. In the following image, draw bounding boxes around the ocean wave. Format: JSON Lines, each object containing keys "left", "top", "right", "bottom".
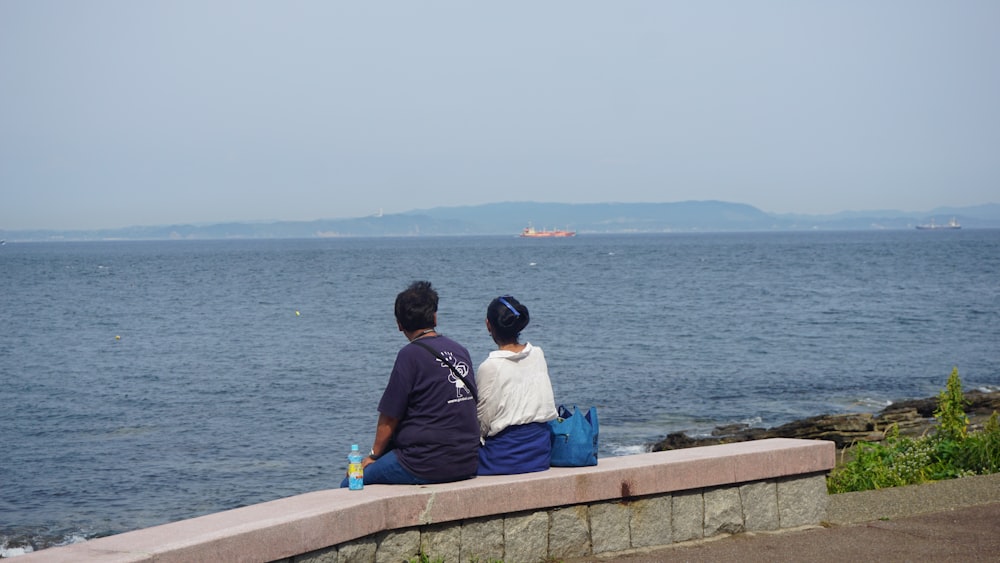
{"left": 1, "top": 543, "right": 33, "bottom": 559}
{"left": 608, "top": 443, "right": 649, "bottom": 456}
{"left": 854, "top": 397, "right": 894, "bottom": 409}
{"left": 1, "top": 533, "right": 87, "bottom": 559}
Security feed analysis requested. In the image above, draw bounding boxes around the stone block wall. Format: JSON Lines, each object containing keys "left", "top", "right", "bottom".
{"left": 21, "top": 439, "right": 835, "bottom": 563}
{"left": 288, "top": 473, "right": 828, "bottom": 563}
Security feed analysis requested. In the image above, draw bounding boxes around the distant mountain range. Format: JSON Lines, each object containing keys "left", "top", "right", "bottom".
{"left": 4, "top": 201, "right": 1000, "bottom": 241}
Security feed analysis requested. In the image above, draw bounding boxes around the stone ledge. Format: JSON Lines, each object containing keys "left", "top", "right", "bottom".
{"left": 21, "top": 438, "right": 834, "bottom": 563}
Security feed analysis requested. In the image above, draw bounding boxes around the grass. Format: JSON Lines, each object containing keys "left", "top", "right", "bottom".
{"left": 408, "top": 555, "right": 560, "bottom": 563}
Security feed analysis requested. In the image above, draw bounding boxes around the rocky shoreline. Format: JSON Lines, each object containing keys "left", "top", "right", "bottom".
{"left": 650, "top": 389, "right": 1000, "bottom": 453}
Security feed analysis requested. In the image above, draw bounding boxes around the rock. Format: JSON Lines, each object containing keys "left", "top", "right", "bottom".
{"left": 650, "top": 390, "right": 999, "bottom": 452}
{"left": 876, "top": 408, "right": 921, "bottom": 425}
{"left": 877, "top": 408, "right": 926, "bottom": 431}
{"left": 884, "top": 390, "right": 1000, "bottom": 418}
{"left": 882, "top": 397, "right": 938, "bottom": 418}
{"left": 966, "top": 390, "right": 1000, "bottom": 415}
{"left": 656, "top": 432, "right": 723, "bottom": 450}
{"left": 712, "top": 423, "right": 751, "bottom": 436}
{"left": 765, "top": 413, "right": 875, "bottom": 436}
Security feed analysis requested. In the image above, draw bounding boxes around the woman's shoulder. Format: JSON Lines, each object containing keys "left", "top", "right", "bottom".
{"left": 524, "top": 342, "right": 545, "bottom": 356}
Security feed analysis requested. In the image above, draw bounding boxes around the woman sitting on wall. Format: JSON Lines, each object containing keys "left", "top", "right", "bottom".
{"left": 476, "top": 295, "right": 558, "bottom": 475}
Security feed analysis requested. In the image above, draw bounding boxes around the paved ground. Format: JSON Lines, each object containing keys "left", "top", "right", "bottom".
{"left": 566, "top": 472, "right": 1000, "bottom": 562}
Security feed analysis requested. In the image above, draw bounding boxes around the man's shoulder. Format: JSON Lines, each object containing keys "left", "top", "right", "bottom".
{"left": 402, "top": 336, "right": 471, "bottom": 358}
{"left": 424, "top": 335, "right": 471, "bottom": 354}
{"left": 439, "top": 335, "right": 471, "bottom": 354}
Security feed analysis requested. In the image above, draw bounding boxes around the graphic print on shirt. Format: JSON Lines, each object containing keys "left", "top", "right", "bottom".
{"left": 436, "top": 350, "right": 474, "bottom": 403}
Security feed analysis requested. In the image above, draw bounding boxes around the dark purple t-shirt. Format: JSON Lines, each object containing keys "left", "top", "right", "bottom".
{"left": 378, "top": 335, "right": 479, "bottom": 481}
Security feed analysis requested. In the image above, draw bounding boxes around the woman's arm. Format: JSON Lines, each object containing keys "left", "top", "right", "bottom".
{"left": 476, "top": 359, "right": 500, "bottom": 440}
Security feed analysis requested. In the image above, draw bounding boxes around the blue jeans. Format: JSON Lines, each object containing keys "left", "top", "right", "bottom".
{"left": 339, "top": 450, "right": 431, "bottom": 488}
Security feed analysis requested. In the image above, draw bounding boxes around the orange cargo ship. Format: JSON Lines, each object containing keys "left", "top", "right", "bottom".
{"left": 520, "top": 225, "right": 576, "bottom": 238}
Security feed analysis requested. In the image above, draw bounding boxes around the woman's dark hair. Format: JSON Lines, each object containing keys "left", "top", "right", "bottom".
{"left": 395, "top": 281, "right": 438, "bottom": 332}
{"left": 487, "top": 294, "right": 530, "bottom": 344}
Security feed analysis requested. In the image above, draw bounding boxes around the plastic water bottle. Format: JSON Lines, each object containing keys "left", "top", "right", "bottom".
{"left": 348, "top": 444, "right": 364, "bottom": 490}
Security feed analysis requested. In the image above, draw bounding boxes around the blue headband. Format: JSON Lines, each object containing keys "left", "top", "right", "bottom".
{"left": 498, "top": 296, "right": 520, "bottom": 318}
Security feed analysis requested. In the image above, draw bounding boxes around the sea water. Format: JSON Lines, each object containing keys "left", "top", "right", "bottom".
{"left": 2, "top": 230, "right": 999, "bottom": 553}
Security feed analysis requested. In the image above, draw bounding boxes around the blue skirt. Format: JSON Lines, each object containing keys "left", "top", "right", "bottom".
{"left": 478, "top": 422, "right": 551, "bottom": 476}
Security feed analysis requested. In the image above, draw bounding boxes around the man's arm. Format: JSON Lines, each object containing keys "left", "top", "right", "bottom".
{"left": 363, "top": 413, "right": 399, "bottom": 468}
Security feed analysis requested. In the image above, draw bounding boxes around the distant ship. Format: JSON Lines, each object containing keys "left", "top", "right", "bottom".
{"left": 916, "top": 217, "right": 961, "bottom": 230}
{"left": 520, "top": 225, "right": 576, "bottom": 238}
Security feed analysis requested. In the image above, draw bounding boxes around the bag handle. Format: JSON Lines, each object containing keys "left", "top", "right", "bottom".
{"left": 410, "top": 339, "right": 478, "bottom": 403}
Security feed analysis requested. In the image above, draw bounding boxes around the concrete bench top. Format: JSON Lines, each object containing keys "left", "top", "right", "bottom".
{"left": 23, "top": 438, "right": 835, "bottom": 562}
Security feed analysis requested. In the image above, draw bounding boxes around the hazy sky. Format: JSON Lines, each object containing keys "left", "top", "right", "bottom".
{"left": 2, "top": 2, "right": 998, "bottom": 230}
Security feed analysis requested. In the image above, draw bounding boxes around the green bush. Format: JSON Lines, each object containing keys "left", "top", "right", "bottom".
{"left": 955, "top": 412, "right": 1000, "bottom": 474}
{"left": 934, "top": 367, "right": 969, "bottom": 441}
{"left": 827, "top": 426, "right": 933, "bottom": 493}
{"left": 827, "top": 368, "right": 1000, "bottom": 494}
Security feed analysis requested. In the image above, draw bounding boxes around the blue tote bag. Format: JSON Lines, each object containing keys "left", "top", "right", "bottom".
{"left": 548, "top": 405, "right": 599, "bottom": 467}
